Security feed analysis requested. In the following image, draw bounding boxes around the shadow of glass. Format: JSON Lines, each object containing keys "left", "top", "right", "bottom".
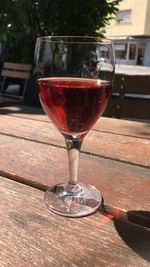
{"left": 98, "top": 204, "right": 150, "bottom": 262}
{"left": 114, "top": 219, "right": 150, "bottom": 262}
{"left": 127, "top": 210, "right": 150, "bottom": 229}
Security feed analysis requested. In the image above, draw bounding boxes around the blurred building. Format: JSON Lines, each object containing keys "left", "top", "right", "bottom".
{"left": 105, "top": 0, "right": 150, "bottom": 66}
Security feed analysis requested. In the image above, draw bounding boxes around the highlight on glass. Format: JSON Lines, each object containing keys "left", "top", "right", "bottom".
{"left": 34, "top": 36, "right": 115, "bottom": 217}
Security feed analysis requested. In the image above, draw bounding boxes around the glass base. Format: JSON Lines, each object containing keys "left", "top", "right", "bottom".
{"left": 44, "top": 182, "right": 102, "bottom": 217}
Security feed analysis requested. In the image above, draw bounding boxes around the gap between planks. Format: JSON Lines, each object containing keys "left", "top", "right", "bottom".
{"left": 1, "top": 110, "right": 150, "bottom": 140}
{"left": 0, "top": 171, "right": 149, "bottom": 231}
{"left": 0, "top": 131, "right": 150, "bottom": 170}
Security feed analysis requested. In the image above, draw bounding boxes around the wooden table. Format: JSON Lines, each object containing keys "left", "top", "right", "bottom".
{"left": 0, "top": 105, "right": 149, "bottom": 267}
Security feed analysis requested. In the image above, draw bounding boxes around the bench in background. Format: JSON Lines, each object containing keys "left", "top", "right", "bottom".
{"left": 104, "top": 65, "right": 150, "bottom": 120}
{"left": 0, "top": 62, "right": 32, "bottom": 106}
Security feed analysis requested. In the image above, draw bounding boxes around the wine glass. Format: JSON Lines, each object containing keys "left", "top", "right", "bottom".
{"left": 34, "top": 36, "right": 115, "bottom": 217}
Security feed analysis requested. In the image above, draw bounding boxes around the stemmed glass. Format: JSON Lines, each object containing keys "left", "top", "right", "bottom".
{"left": 34, "top": 36, "right": 115, "bottom": 217}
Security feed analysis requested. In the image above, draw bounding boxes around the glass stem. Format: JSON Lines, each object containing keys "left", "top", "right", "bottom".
{"left": 65, "top": 136, "right": 83, "bottom": 191}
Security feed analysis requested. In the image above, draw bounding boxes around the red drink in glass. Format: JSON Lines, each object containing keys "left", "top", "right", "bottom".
{"left": 38, "top": 77, "right": 112, "bottom": 135}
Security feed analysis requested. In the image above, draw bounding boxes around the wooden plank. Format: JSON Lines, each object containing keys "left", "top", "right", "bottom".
{"left": 95, "top": 116, "right": 150, "bottom": 140}
{"left": 121, "top": 98, "right": 150, "bottom": 120}
{"left": 0, "top": 115, "right": 149, "bottom": 167}
{"left": 106, "top": 71, "right": 150, "bottom": 119}
{"left": 3, "top": 62, "right": 32, "bottom": 71}
{"left": 114, "top": 74, "right": 150, "bottom": 94}
{"left": 0, "top": 176, "right": 149, "bottom": 267}
{"left": 0, "top": 96, "right": 21, "bottom": 104}
{"left": 0, "top": 134, "right": 149, "bottom": 212}
{"left": 0, "top": 106, "right": 149, "bottom": 139}
{"left": 1, "top": 69, "right": 30, "bottom": 79}
{"left": 0, "top": 106, "right": 46, "bottom": 122}
{"left": 105, "top": 97, "right": 150, "bottom": 120}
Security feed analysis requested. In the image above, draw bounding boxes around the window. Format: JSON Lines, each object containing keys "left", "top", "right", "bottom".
{"left": 116, "top": 10, "right": 131, "bottom": 23}
{"left": 137, "top": 46, "right": 145, "bottom": 65}
{"left": 114, "top": 43, "right": 127, "bottom": 59}
{"left": 99, "top": 46, "right": 109, "bottom": 58}
{"left": 129, "top": 44, "right": 136, "bottom": 60}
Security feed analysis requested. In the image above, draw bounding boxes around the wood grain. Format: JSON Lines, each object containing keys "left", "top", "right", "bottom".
{"left": 0, "top": 134, "right": 149, "bottom": 212}
{"left": 0, "top": 105, "right": 150, "bottom": 139}
{"left": 3, "top": 62, "right": 32, "bottom": 71}
{"left": 0, "top": 115, "right": 150, "bottom": 167}
{"left": 1, "top": 69, "right": 30, "bottom": 79}
{"left": 0, "top": 176, "right": 149, "bottom": 267}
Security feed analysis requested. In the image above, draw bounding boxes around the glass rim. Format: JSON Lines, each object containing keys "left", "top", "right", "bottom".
{"left": 36, "top": 35, "right": 113, "bottom": 44}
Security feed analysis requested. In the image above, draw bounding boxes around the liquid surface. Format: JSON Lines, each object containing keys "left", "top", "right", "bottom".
{"left": 37, "top": 77, "right": 112, "bottom": 134}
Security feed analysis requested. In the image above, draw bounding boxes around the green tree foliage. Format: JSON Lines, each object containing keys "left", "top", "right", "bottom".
{"left": 0, "top": 0, "right": 122, "bottom": 63}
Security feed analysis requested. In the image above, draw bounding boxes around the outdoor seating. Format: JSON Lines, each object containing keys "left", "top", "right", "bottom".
{"left": 0, "top": 62, "right": 32, "bottom": 106}
{"left": 105, "top": 65, "right": 150, "bottom": 120}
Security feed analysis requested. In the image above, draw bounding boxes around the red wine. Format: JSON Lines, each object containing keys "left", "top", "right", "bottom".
{"left": 37, "top": 77, "right": 112, "bottom": 134}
